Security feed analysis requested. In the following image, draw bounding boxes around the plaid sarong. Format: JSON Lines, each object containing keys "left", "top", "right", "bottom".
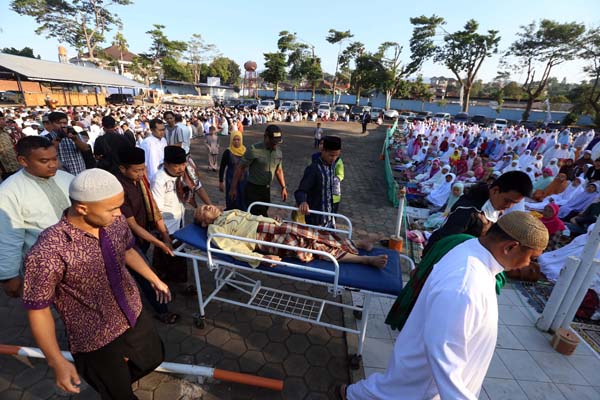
{"left": 255, "top": 222, "right": 358, "bottom": 262}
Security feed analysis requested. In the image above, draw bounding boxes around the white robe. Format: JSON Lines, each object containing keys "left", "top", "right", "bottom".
{"left": 348, "top": 239, "right": 502, "bottom": 400}
{"left": 540, "top": 224, "right": 600, "bottom": 297}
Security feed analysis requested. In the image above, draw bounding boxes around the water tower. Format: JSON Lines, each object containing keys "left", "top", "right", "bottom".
{"left": 58, "top": 46, "right": 68, "bottom": 63}
{"left": 243, "top": 60, "right": 258, "bottom": 99}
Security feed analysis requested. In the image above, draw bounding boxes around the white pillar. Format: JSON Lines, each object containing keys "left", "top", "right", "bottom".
{"left": 553, "top": 219, "right": 600, "bottom": 330}
{"left": 560, "top": 259, "right": 600, "bottom": 329}
{"left": 536, "top": 256, "right": 579, "bottom": 332}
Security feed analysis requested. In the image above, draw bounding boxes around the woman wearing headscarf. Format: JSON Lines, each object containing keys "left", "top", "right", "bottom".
{"left": 426, "top": 173, "right": 456, "bottom": 209}
{"left": 575, "top": 150, "right": 593, "bottom": 171}
{"left": 526, "top": 176, "right": 585, "bottom": 211}
{"left": 539, "top": 202, "right": 566, "bottom": 236}
{"left": 532, "top": 168, "right": 554, "bottom": 193}
{"left": 502, "top": 159, "right": 521, "bottom": 174}
{"left": 420, "top": 165, "right": 451, "bottom": 194}
{"left": 423, "top": 182, "right": 464, "bottom": 229}
{"left": 219, "top": 131, "right": 247, "bottom": 210}
{"left": 205, "top": 126, "right": 220, "bottom": 171}
{"left": 415, "top": 158, "right": 440, "bottom": 182}
{"left": 519, "top": 150, "right": 534, "bottom": 170}
{"left": 547, "top": 158, "right": 560, "bottom": 176}
{"left": 558, "top": 182, "right": 600, "bottom": 219}
{"left": 455, "top": 153, "right": 469, "bottom": 178}
{"left": 471, "top": 157, "right": 485, "bottom": 181}
{"left": 490, "top": 139, "right": 507, "bottom": 161}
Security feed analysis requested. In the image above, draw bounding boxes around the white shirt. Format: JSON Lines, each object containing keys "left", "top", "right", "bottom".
{"left": 141, "top": 134, "right": 167, "bottom": 184}
{"left": 151, "top": 168, "right": 185, "bottom": 234}
{"left": 348, "top": 239, "right": 503, "bottom": 400}
{"left": 0, "top": 169, "right": 73, "bottom": 280}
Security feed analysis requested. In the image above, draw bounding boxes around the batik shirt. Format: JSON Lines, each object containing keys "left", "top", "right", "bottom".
{"left": 22, "top": 215, "right": 142, "bottom": 353}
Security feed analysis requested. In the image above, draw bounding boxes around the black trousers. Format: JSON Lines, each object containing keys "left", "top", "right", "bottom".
{"left": 244, "top": 182, "right": 271, "bottom": 216}
{"left": 72, "top": 309, "right": 164, "bottom": 400}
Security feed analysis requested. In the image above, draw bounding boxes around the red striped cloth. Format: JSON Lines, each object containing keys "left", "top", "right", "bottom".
{"left": 255, "top": 222, "right": 357, "bottom": 262}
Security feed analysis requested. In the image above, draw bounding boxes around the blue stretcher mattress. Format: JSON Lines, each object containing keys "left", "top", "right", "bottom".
{"left": 173, "top": 224, "right": 403, "bottom": 296}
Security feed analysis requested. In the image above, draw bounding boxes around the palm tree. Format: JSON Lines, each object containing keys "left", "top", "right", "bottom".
{"left": 112, "top": 32, "right": 129, "bottom": 75}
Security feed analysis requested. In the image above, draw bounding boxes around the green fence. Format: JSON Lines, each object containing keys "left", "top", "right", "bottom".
{"left": 383, "top": 120, "right": 400, "bottom": 207}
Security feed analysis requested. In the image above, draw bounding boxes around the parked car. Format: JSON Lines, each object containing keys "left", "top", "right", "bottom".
{"left": 106, "top": 93, "right": 134, "bottom": 105}
{"left": 398, "top": 111, "right": 416, "bottom": 122}
{"left": 432, "top": 112, "right": 451, "bottom": 122}
{"left": 236, "top": 99, "right": 259, "bottom": 110}
{"left": 493, "top": 118, "right": 508, "bottom": 130}
{"left": 545, "top": 122, "right": 563, "bottom": 130}
{"left": 317, "top": 104, "right": 331, "bottom": 119}
{"left": 453, "top": 112, "right": 469, "bottom": 123}
{"left": 384, "top": 109, "right": 399, "bottom": 120}
{"left": 414, "top": 111, "right": 433, "bottom": 121}
{"left": 279, "top": 101, "right": 298, "bottom": 112}
{"left": 0, "top": 91, "right": 21, "bottom": 103}
{"left": 350, "top": 105, "right": 371, "bottom": 120}
{"left": 333, "top": 104, "right": 349, "bottom": 119}
{"left": 470, "top": 114, "right": 487, "bottom": 126}
{"left": 257, "top": 99, "right": 275, "bottom": 112}
{"left": 224, "top": 99, "right": 241, "bottom": 108}
{"left": 370, "top": 107, "right": 383, "bottom": 121}
{"left": 299, "top": 101, "right": 316, "bottom": 113}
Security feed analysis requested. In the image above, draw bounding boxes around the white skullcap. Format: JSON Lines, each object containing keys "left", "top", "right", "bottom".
{"left": 69, "top": 168, "right": 123, "bottom": 202}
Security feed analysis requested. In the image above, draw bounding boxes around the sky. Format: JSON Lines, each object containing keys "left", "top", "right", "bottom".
{"left": 0, "top": 0, "right": 599, "bottom": 84}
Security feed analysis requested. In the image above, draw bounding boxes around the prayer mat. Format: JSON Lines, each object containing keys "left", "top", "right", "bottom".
{"left": 512, "top": 280, "right": 599, "bottom": 326}
{"left": 571, "top": 322, "right": 600, "bottom": 353}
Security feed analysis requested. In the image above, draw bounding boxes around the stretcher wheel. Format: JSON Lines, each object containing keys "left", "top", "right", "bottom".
{"left": 349, "top": 354, "right": 362, "bottom": 370}
{"left": 194, "top": 317, "right": 206, "bottom": 329}
{"left": 353, "top": 310, "right": 363, "bottom": 320}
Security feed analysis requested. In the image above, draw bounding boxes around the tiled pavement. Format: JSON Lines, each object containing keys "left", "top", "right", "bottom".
{"left": 0, "top": 120, "right": 396, "bottom": 399}
{"left": 352, "top": 283, "right": 600, "bottom": 400}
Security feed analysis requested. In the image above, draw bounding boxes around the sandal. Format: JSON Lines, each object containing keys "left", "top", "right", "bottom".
{"left": 155, "top": 312, "right": 180, "bottom": 325}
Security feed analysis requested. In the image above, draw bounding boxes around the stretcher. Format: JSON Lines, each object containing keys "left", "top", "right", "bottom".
{"left": 172, "top": 202, "right": 413, "bottom": 368}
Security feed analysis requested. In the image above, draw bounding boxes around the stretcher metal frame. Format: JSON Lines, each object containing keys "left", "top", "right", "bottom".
{"left": 172, "top": 202, "right": 413, "bottom": 368}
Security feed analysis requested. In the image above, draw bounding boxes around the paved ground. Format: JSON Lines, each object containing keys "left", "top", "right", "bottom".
{"left": 0, "top": 120, "right": 398, "bottom": 399}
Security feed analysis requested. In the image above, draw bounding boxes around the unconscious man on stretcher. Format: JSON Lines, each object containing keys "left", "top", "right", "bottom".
{"left": 194, "top": 205, "right": 388, "bottom": 269}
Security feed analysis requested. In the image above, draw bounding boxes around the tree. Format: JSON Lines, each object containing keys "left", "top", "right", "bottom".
{"left": 578, "top": 27, "right": 600, "bottom": 126}
{"left": 339, "top": 41, "right": 366, "bottom": 103}
{"left": 410, "top": 75, "right": 434, "bottom": 109}
{"left": 186, "top": 33, "right": 219, "bottom": 84}
{"left": 434, "top": 19, "right": 500, "bottom": 112}
{"left": 208, "top": 57, "right": 241, "bottom": 86}
{"left": 373, "top": 15, "right": 444, "bottom": 109}
{"left": 10, "top": 0, "right": 132, "bottom": 60}
{"left": 1, "top": 46, "right": 39, "bottom": 58}
{"left": 141, "top": 24, "right": 188, "bottom": 83}
{"left": 326, "top": 29, "right": 353, "bottom": 104}
{"left": 130, "top": 55, "right": 155, "bottom": 86}
{"left": 112, "top": 31, "right": 128, "bottom": 74}
{"left": 504, "top": 20, "right": 585, "bottom": 121}
{"left": 260, "top": 52, "right": 286, "bottom": 99}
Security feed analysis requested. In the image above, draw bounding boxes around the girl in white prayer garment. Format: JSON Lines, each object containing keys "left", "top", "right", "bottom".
{"left": 426, "top": 173, "right": 456, "bottom": 209}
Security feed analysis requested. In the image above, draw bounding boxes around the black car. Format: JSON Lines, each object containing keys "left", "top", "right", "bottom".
{"left": 414, "top": 111, "right": 433, "bottom": 121}
{"left": 236, "top": 100, "right": 259, "bottom": 111}
{"left": 453, "top": 112, "right": 469, "bottom": 123}
{"left": 106, "top": 93, "right": 134, "bottom": 105}
{"left": 350, "top": 105, "right": 371, "bottom": 120}
{"left": 470, "top": 114, "right": 487, "bottom": 126}
{"left": 299, "top": 101, "right": 316, "bottom": 113}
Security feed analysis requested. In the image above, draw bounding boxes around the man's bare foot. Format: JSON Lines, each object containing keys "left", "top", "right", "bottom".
{"left": 368, "top": 255, "right": 388, "bottom": 269}
{"left": 355, "top": 239, "right": 374, "bottom": 252}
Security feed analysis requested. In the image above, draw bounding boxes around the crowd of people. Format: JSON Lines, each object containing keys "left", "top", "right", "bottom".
{"left": 385, "top": 117, "right": 600, "bottom": 310}
{"left": 0, "top": 101, "right": 361, "bottom": 398}
{"left": 1, "top": 100, "right": 599, "bottom": 399}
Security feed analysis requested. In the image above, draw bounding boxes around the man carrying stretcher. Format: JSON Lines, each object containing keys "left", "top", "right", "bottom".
{"left": 194, "top": 205, "right": 388, "bottom": 269}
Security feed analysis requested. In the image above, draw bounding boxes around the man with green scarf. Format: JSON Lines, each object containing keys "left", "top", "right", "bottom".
{"left": 338, "top": 212, "right": 548, "bottom": 400}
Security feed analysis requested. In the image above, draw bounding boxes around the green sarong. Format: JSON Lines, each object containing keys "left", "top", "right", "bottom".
{"left": 385, "top": 234, "right": 506, "bottom": 332}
